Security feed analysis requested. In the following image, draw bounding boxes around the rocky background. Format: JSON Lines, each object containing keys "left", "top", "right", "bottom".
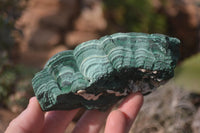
{"left": 14, "top": 0, "right": 107, "bottom": 67}
{"left": 0, "top": 0, "right": 200, "bottom": 132}
{"left": 13, "top": 0, "right": 200, "bottom": 67}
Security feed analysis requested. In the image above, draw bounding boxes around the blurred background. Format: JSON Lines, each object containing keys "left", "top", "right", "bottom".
{"left": 0, "top": 0, "right": 200, "bottom": 132}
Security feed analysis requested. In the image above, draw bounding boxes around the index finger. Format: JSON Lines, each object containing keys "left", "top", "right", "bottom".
{"left": 5, "top": 97, "right": 45, "bottom": 133}
{"left": 104, "top": 92, "right": 143, "bottom": 133}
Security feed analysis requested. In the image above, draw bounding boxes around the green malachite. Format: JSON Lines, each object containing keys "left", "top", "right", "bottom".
{"left": 32, "top": 32, "right": 180, "bottom": 111}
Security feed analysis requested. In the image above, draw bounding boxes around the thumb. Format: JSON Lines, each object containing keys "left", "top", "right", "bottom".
{"left": 5, "top": 97, "right": 44, "bottom": 133}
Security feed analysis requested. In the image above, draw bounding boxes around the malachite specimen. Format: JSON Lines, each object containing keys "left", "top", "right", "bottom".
{"left": 32, "top": 32, "right": 180, "bottom": 111}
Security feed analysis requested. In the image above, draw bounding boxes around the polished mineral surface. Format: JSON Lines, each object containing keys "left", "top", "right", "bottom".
{"left": 32, "top": 32, "right": 180, "bottom": 111}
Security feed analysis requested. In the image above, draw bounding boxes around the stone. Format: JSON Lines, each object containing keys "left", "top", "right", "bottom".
{"left": 18, "top": 46, "right": 67, "bottom": 68}
{"left": 151, "top": 0, "right": 200, "bottom": 59}
{"left": 74, "top": 0, "right": 107, "bottom": 32}
{"left": 65, "top": 31, "right": 99, "bottom": 48}
{"left": 15, "top": 0, "right": 108, "bottom": 67}
{"left": 15, "top": 0, "right": 80, "bottom": 67}
{"left": 32, "top": 32, "right": 180, "bottom": 111}
{"left": 28, "top": 29, "right": 60, "bottom": 50}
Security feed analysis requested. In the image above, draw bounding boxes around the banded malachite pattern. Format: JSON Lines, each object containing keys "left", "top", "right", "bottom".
{"left": 32, "top": 32, "right": 180, "bottom": 111}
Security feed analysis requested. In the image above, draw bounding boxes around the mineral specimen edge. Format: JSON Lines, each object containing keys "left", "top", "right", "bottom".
{"left": 32, "top": 32, "right": 180, "bottom": 111}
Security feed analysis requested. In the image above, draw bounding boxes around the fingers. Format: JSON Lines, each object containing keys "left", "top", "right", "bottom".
{"left": 104, "top": 92, "right": 143, "bottom": 133}
{"left": 5, "top": 97, "right": 45, "bottom": 133}
{"left": 118, "top": 92, "right": 143, "bottom": 127}
{"left": 72, "top": 109, "right": 110, "bottom": 133}
{"left": 5, "top": 93, "right": 143, "bottom": 133}
{"left": 41, "top": 109, "right": 80, "bottom": 133}
{"left": 104, "top": 110, "right": 127, "bottom": 133}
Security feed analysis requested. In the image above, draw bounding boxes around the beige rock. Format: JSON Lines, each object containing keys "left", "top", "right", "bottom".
{"left": 48, "top": 46, "right": 67, "bottom": 58}
{"left": 65, "top": 31, "right": 99, "bottom": 48}
{"left": 15, "top": 0, "right": 80, "bottom": 67}
{"left": 15, "top": 0, "right": 109, "bottom": 67}
{"left": 151, "top": 0, "right": 200, "bottom": 59}
{"left": 16, "top": 0, "right": 80, "bottom": 48}
{"left": 74, "top": 0, "right": 107, "bottom": 32}
{"left": 152, "top": 0, "right": 199, "bottom": 27}
{"left": 18, "top": 49, "right": 50, "bottom": 67}
{"left": 18, "top": 46, "right": 67, "bottom": 68}
{"left": 28, "top": 29, "right": 60, "bottom": 50}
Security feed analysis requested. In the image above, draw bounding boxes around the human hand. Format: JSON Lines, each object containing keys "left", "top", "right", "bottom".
{"left": 5, "top": 92, "right": 143, "bottom": 133}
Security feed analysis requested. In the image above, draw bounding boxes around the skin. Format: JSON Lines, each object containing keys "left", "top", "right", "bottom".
{"left": 5, "top": 92, "right": 143, "bottom": 133}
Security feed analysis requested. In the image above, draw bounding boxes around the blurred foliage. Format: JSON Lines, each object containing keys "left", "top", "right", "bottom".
{"left": 0, "top": 64, "right": 36, "bottom": 108}
{"left": 0, "top": 0, "right": 33, "bottom": 109}
{"left": 0, "top": 0, "right": 26, "bottom": 51}
{"left": 0, "top": 16, "right": 14, "bottom": 51}
{"left": 175, "top": 53, "right": 200, "bottom": 93}
{"left": 103, "top": 0, "right": 167, "bottom": 33}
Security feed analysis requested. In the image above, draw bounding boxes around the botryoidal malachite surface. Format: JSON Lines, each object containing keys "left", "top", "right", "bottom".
{"left": 32, "top": 32, "right": 180, "bottom": 111}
